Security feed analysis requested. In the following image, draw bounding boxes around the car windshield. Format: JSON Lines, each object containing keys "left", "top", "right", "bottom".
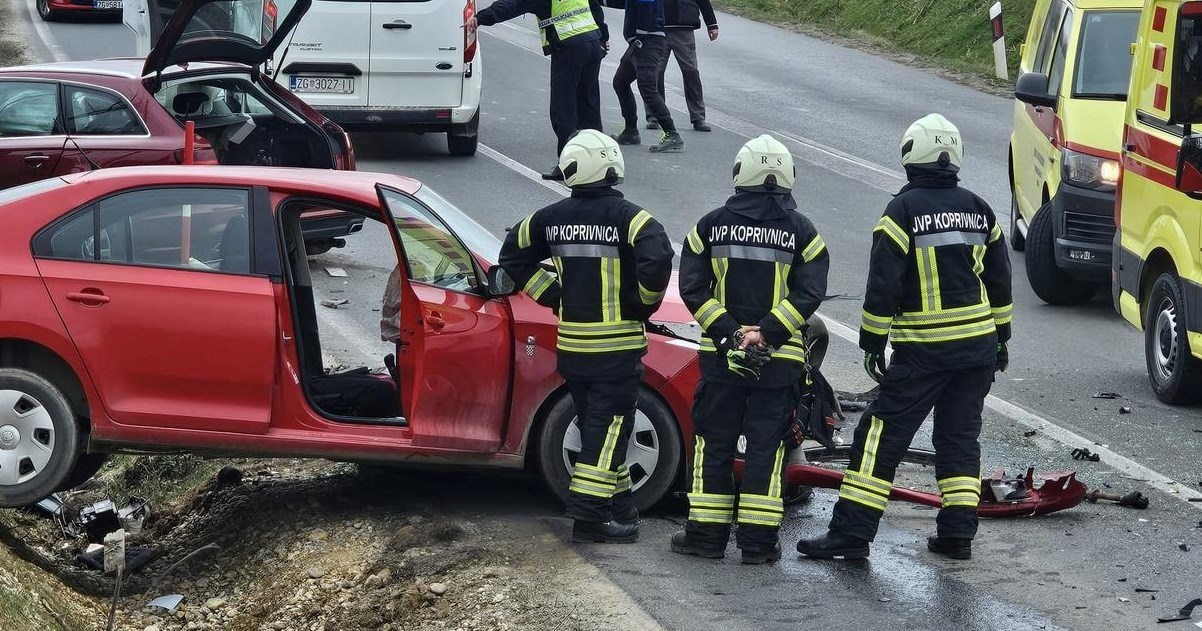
{"left": 1073, "top": 10, "right": 1140, "bottom": 99}
{"left": 413, "top": 185, "right": 503, "bottom": 263}
{"left": 182, "top": 0, "right": 298, "bottom": 47}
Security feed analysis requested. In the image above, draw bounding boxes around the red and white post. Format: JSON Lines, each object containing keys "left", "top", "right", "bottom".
{"left": 990, "top": 2, "right": 1008, "bottom": 81}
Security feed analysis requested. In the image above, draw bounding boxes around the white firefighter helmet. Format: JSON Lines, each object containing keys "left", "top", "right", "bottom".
{"left": 558, "top": 129, "right": 624, "bottom": 187}
{"left": 900, "top": 113, "right": 962, "bottom": 169}
{"left": 732, "top": 134, "right": 795, "bottom": 192}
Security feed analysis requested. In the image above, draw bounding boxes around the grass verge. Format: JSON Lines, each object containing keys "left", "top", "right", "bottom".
{"left": 714, "top": 0, "right": 1036, "bottom": 87}
{"left": 0, "top": 0, "right": 29, "bottom": 67}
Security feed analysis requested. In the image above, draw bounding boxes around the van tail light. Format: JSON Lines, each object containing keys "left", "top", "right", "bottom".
{"left": 464, "top": 0, "right": 477, "bottom": 64}
{"left": 325, "top": 121, "right": 357, "bottom": 171}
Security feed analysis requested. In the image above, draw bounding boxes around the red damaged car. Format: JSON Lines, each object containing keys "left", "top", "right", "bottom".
{"left": 0, "top": 167, "right": 702, "bottom": 509}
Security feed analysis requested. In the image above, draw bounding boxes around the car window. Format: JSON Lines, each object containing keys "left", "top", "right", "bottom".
{"left": 35, "top": 188, "right": 253, "bottom": 274}
{"left": 1032, "top": 2, "right": 1065, "bottom": 74}
{"left": 1073, "top": 11, "right": 1140, "bottom": 99}
{"left": 184, "top": 0, "right": 299, "bottom": 45}
{"left": 0, "top": 81, "right": 60, "bottom": 138}
{"left": 64, "top": 86, "right": 146, "bottom": 136}
{"left": 156, "top": 77, "right": 284, "bottom": 125}
{"left": 1047, "top": 9, "right": 1074, "bottom": 97}
{"left": 381, "top": 189, "right": 479, "bottom": 292}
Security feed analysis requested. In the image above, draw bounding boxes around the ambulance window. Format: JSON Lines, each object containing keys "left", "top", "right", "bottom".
{"left": 1073, "top": 11, "right": 1139, "bottom": 99}
{"left": 1047, "top": 9, "right": 1074, "bottom": 97}
{"left": 1033, "top": 1, "right": 1065, "bottom": 73}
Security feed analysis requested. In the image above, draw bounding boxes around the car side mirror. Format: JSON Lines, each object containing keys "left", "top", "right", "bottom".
{"left": 486, "top": 265, "right": 518, "bottom": 297}
{"left": 1014, "top": 72, "right": 1057, "bottom": 110}
{"left": 1175, "top": 134, "right": 1202, "bottom": 197}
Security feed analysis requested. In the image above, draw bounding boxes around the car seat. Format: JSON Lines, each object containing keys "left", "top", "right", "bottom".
{"left": 172, "top": 91, "right": 212, "bottom": 119}
{"left": 218, "top": 213, "right": 250, "bottom": 273}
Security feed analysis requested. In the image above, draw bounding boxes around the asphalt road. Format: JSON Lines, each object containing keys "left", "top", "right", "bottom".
{"left": 8, "top": 1, "right": 1202, "bottom": 629}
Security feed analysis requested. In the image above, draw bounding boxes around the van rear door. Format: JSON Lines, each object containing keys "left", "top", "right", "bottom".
{"left": 368, "top": 0, "right": 465, "bottom": 108}
{"left": 281, "top": 0, "right": 372, "bottom": 108}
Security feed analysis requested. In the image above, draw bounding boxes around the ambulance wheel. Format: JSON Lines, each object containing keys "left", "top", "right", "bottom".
{"left": 1145, "top": 273, "right": 1202, "bottom": 404}
{"left": 537, "top": 388, "right": 683, "bottom": 512}
{"left": 0, "top": 369, "right": 81, "bottom": 507}
{"left": 1009, "top": 192, "right": 1026, "bottom": 252}
{"left": 1025, "top": 202, "right": 1096, "bottom": 305}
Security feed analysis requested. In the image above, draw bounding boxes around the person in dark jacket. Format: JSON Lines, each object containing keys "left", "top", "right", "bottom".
{"left": 471, "top": 0, "right": 609, "bottom": 180}
{"left": 646, "top": 0, "right": 718, "bottom": 132}
{"left": 796, "top": 113, "right": 1013, "bottom": 562}
{"left": 673, "top": 134, "right": 829, "bottom": 564}
{"left": 610, "top": 0, "right": 684, "bottom": 153}
{"left": 499, "top": 129, "right": 674, "bottom": 543}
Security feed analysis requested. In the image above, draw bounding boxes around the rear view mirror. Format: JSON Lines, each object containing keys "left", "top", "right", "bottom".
{"left": 486, "top": 265, "right": 517, "bottom": 297}
{"left": 1014, "top": 72, "right": 1057, "bottom": 109}
{"left": 1175, "top": 134, "right": 1202, "bottom": 197}
{"left": 1170, "top": 3, "right": 1202, "bottom": 124}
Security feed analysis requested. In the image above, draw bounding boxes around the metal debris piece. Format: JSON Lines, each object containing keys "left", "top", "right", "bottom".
{"left": 1023, "top": 429, "right": 1038, "bottom": 438}
{"left": 147, "top": 594, "right": 185, "bottom": 613}
{"left": 1086, "top": 489, "right": 1149, "bottom": 509}
{"left": 32, "top": 493, "right": 66, "bottom": 517}
{"left": 325, "top": 267, "right": 348, "bottom": 277}
{"left": 1157, "top": 597, "right": 1202, "bottom": 623}
{"left": 1138, "top": 589, "right": 1161, "bottom": 593}
{"left": 1180, "top": 543, "right": 1191, "bottom": 552}
{"left": 1120, "top": 406, "right": 1133, "bottom": 414}
{"left": 1120, "top": 598, "right": 1132, "bottom": 603}
{"left": 320, "top": 298, "right": 349, "bottom": 308}
{"left": 117, "top": 498, "right": 150, "bottom": 534}
{"left": 1072, "top": 448, "right": 1101, "bottom": 462}
{"left": 1094, "top": 392, "right": 1120, "bottom": 399}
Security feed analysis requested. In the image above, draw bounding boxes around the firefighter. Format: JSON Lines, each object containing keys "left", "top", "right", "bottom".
{"left": 499, "top": 129, "right": 674, "bottom": 542}
{"left": 673, "top": 134, "right": 829, "bottom": 564}
{"left": 471, "top": 0, "right": 609, "bottom": 180}
{"left": 796, "top": 113, "right": 1013, "bottom": 561}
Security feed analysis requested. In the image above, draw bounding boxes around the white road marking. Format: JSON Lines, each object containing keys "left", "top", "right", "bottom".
{"left": 479, "top": 143, "right": 568, "bottom": 197}
{"left": 819, "top": 316, "right": 1202, "bottom": 510}
{"left": 20, "top": 0, "right": 68, "bottom": 62}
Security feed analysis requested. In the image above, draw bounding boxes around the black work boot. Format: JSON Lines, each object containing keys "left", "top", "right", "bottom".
{"left": 741, "top": 543, "right": 782, "bottom": 565}
{"left": 541, "top": 165, "right": 564, "bottom": 181}
{"left": 927, "top": 536, "right": 972, "bottom": 560}
{"left": 646, "top": 118, "right": 660, "bottom": 130}
{"left": 670, "top": 531, "right": 725, "bottom": 559}
{"left": 572, "top": 519, "right": 639, "bottom": 544}
{"left": 649, "top": 132, "right": 684, "bottom": 153}
{"left": 692, "top": 120, "right": 712, "bottom": 132}
{"left": 795, "top": 531, "right": 870, "bottom": 559}
{"left": 612, "top": 128, "right": 641, "bottom": 145}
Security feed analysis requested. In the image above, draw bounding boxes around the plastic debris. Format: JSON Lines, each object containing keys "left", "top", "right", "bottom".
{"left": 79, "top": 500, "right": 122, "bottom": 542}
{"left": 320, "top": 298, "right": 349, "bottom": 308}
{"left": 1094, "top": 392, "right": 1120, "bottom": 399}
{"left": 117, "top": 498, "right": 150, "bottom": 534}
{"left": 147, "top": 594, "right": 185, "bottom": 613}
{"left": 325, "top": 267, "right": 348, "bottom": 277}
{"left": 1072, "top": 448, "right": 1101, "bottom": 462}
{"left": 1120, "top": 406, "right": 1133, "bottom": 414}
{"left": 1157, "top": 597, "right": 1201, "bottom": 623}
{"left": 1180, "top": 543, "right": 1191, "bottom": 552}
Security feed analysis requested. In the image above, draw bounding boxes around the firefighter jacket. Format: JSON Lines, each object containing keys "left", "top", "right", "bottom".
{"left": 679, "top": 191, "right": 830, "bottom": 386}
{"left": 499, "top": 188, "right": 674, "bottom": 380}
{"left": 860, "top": 167, "right": 1013, "bottom": 368}
{"left": 475, "top": 0, "right": 608, "bottom": 55}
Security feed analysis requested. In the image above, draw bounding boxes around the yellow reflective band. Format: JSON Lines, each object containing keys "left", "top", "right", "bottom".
{"left": 556, "top": 338, "right": 648, "bottom": 353}
{"left": 917, "top": 248, "right": 932, "bottom": 313}
{"left": 689, "top": 508, "right": 734, "bottom": 524}
{"left": 572, "top": 470, "right": 617, "bottom": 487}
{"left": 941, "top": 492, "right": 980, "bottom": 508}
{"left": 989, "top": 222, "right": 1003, "bottom": 244}
{"left": 739, "top": 493, "right": 784, "bottom": 513}
{"left": 691, "top": 436, "right": 706, "bottom": 494}
{"left": 570, "top": 479, "right": 616, "bottom": 499}
{"left": 874, "top": 215, "right": 910, "bottom": 254}
{"left": 686, "top": 227, "right": 704, "bottom": 254}
{"left": 889, "top": 320, "right": 997, "bottom": 344}
{"left": 737, "top": 512, "right": 783, "bottom": 527}
{"left": 573, "top": 461, "right": 619, "bottom": 481}
{"left": 518, "top": 216, "right": 534, "bottom": 249}
{"left": 693, "top": 299, "right": 728, "bottom": 330}
{"left": 559, "top": 319, "right": 644, "bottom": 334}
{"left": 714, "top": 258, "right": 729, "bottom": 303}
{"left": 861, "top": 416, "right": 884, "bottom": 477}
{"left": 769, "top": 441, "right": 786, "bottom": 498}
{"left": 802, "top": 235, "right": 826, "bottom": 262}
{"left": 771, "top": 345, "right": 807, "bottom": 363}
{"left": 687, "top": 492, "right": 736, "bottom": 508}
{"left": 599, "top": 414, "right": 625, "bottom": 470}
{"left": 838, "top": 485, "right": 888, "bottom": 511}
{"left": 937, "top": 476, "right": 981, "bottom": 492}
{"left": 700, "top": 338, "right": 718, "bottom": 353}
{"left": 523, "top": 269, "right": 556, "bottom": 300}
{"left": 927, "top": 248, "right": 943, "bottom": 310}
{"left": 862, "top": 309, "right": 893, "bottom": 335}
{"left": 639, "top": 283, "right": 665, "bottom": 305}
{"left": 615, "top": 465, "right": 632, "bottom": 492}
{"left": 771, "top": 300, "right": 806, "bottom": 333}
{"left": 972, "top": 244, "right": 985, "bottom": 276}
{"left": 628, "top": 210, "right": 653, "bottom": 245}
{"left": 992, "top": 304, "right": 1014, "bottom": 325}
{"left": 844, "top": 470, "right": 893, "bottom": 496}
{"left": 893, "top": 302, "right": 992, "bottom": 326}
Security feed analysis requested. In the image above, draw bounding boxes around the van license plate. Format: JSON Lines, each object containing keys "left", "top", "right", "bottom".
{"left": 290, "top": 77, "right": 354, "bottom": 94}
{"left": 93, "top": 0, "right": 121, "bottom": 8}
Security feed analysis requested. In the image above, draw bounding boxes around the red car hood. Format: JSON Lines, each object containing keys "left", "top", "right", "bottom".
{"left": 654, "top": 271, "right": 695, "bottom": 325}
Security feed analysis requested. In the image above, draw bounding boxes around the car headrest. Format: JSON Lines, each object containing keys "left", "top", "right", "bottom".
{"left": 173, "top": 91, "right": 211, "bottom": 117}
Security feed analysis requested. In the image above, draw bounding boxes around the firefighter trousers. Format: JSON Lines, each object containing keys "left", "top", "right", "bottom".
{"left": 564, "top": 374, "right": 639, "bottom": 524}
{"left": 685, "top": 379, "right": 799, "bottom": 552}
{"left": 829, "top": 360, "right": 995, "bottom": 542}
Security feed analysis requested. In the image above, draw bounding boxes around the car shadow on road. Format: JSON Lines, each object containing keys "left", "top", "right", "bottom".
{"left": 351, "top": 132, "right": 460, "bottom": 161}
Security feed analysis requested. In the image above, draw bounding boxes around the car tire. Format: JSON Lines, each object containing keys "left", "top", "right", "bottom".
{"left": 1025, "top": 201, "right": 1096, "bottom": 305}
{"left": 447, "top": 133, "right": 479, "bottom": 157}
{"left": 536, "top": 388, "right": 682, "bottom": 513}
{"left": 0, "top": 368, "right": 82, "bottom": 507}
{"left": 56, "top": 451, "right": 109, "bottom": 492}
{"left": 1144, "top": 273, "right": 1202, "bottom": 404}
{"left": 36, "top": 0, "right": 58, "bottom": 21}
{"left": 1009, "top": 192, "right": 1026, "bottom": 252}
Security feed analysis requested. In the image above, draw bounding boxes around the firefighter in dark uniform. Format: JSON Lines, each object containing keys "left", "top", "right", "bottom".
{"left": 673, "top": 134, "right": 829, "bottom": 564}
{"left": 796, "top": 114, "right": 1013, "bottom": 561}
{"left": 471, "top": 0, "right": 609, "bottom": 180}
{"left": 499, "top": 129, "right": 674, "bottom": 542}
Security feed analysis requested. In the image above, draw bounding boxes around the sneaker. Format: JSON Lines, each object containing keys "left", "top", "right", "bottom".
{"left": 795, "top": 531, "right": 870, "bottom": 560}
{"left": 541, "top": 166, "right": 564, "bottom": 181}
{"left": 646, "top": 118, "right": 660, "bottom": 130}
{"left": 571, "top": 519, "right": 639, "bottom": 544}
{"left": 612, "top": 128, "right": 641, "bottom": 145}
{"left": 692, "top": 120, "right": 712, "bottom": 132}
{"left": 649, "top": 132, "right": 684, "bottom": 153}
{"left": 670, "top": 531, "right": 725, "bottom": 559}
{"left": 740, "top": 543, "right": 782, "bottom": 565}
{"left": 927, "top": 536, "right": 972, "bottom": 560}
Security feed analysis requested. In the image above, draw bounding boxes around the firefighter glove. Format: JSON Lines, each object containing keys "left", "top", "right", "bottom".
{"left": 996, "top": 343, "right": 1008, "bottom": 372}
{"left": 726, "top": 343, "right": 773, "bottom": 380}
{"left": 863, "top": 352, "right": 886, "bottom": 383}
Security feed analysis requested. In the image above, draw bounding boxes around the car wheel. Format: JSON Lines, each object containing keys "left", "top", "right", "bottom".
{"left": 1144, "top": 273, "right": 1202, "bottom": 404}
{"left": 1024, "top": 201, "right": 1096, "bottom": 305}
{"left": 1009, "top": 192, "right": 1026, "bottom": 252}
{"left": 537, "top": 388, "right": 682, "bottom": 512}
{"left": 0, "top": 369, "right": 81, "bottom": 507}
{"left": 447, "top": 133, "right": 479, "bottom": 157}
{"left": 56, "top": 452, "right": 109, "bottom": 492}
{"left": 36, "top": 0, "right": 58, "bottom": 21}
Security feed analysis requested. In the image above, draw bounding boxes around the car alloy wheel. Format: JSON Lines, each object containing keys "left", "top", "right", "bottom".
{"left": 561, "top": 410, "right": 660, "bottom": 495}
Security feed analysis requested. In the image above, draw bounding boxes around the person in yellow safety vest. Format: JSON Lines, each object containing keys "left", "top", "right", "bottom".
{"left": 471, "top": 0, "right": 610, "bottom": 180}
{"left": 796, "top": 113, "right": 1013, "bottom": 562}
{"left": 499, "top": 130, "right": 674, "bottom": 543}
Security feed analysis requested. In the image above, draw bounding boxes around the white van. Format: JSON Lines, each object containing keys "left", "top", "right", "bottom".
{"left": 276, "top": 0, "right": 482, "bottom": 155}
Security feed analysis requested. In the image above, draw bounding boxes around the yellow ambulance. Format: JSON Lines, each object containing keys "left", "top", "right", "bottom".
{"left": 1114, "top": 0, "right": 1202, "bottom": 402}
{"left": 1010, "top": 0, "right": 1141, "bottom": 305}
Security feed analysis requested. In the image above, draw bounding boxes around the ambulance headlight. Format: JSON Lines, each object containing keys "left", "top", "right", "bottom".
{"left": 1063, "top": 149, "right": 1120, "bottom": 190}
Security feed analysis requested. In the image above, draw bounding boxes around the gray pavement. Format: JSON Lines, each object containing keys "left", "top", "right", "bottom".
{"left": 9, "top": 1, "right": 1202, "bottom": 628}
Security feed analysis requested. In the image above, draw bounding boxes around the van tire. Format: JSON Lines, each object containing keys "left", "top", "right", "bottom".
{"left": 447, "top": 133, "right": 478, "bottom": 157}
{"left": 1025, "top": 202, "right": 1096, "bottom": 305}
{"left": 0, "top": 368, "right": 82, "bottom": 507}
{"left": 1144, "top": 273, "right": 1202, "bottom": 403}
{"left": 1010, "top": 194, "right": 1026, "bottom": 252}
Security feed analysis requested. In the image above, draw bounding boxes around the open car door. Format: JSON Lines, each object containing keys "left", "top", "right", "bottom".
{"left": 376, "top": 185, "right": 426, "bottom": 420}
{"left": 126, "top": 0, "right": 311, "bottom": 77}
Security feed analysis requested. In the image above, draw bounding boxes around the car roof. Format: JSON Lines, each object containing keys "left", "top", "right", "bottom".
{"left": 1068, "top": 0, "right": 1142, "bottom": 10}
{"left": 61, "top": 166, "right": 423, "bottom": 202}
{"left": 0, "top": 58, "right": 246, "bottom": 79}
